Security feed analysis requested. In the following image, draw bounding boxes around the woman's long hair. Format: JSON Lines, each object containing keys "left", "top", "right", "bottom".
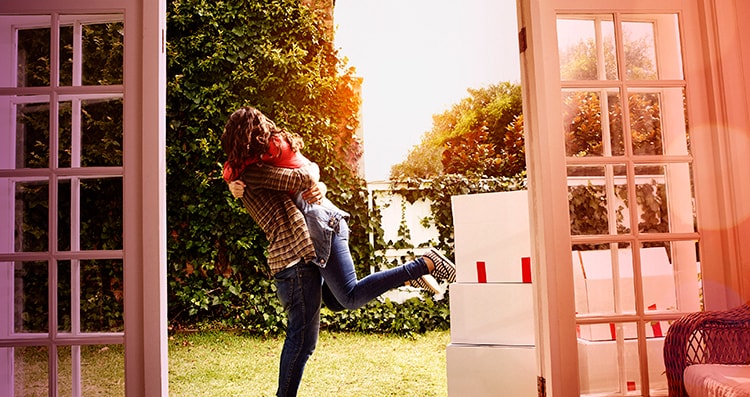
{"left": 221, "top": 106, "right": 304, "bottom": 170}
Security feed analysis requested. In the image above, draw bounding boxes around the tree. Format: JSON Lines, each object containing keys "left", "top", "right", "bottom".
{"left": 442, "top": 127, "right": 500, "bottom": 177}
{"left": 388, "top": 139, "right": 444, "bottom": 180}
{"left": 390, "top": 82, "right": 524, "bottom": 180}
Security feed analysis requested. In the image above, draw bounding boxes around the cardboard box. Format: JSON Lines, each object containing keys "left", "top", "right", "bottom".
{"left": 447, "top": 343, "right": 537, "bottom": 397}
{"left": 449, "top": 283, "right": 535, "bottom": 346}
{"left": 451, "top": 191, "right": 531, "bottom": 283}
{"left": 572, "top": 246, "right": 676, "bottom": 340}
{"left": 578, "top": 337, "right": 667, "bottom": 394}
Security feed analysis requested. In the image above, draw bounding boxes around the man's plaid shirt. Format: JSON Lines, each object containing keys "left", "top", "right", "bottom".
{"left": 239, "top": 163, "right": 318, "bottom": 276}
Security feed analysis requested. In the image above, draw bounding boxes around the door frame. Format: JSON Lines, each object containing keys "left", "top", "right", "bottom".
{"left": 0, "top": 1, "right": 167, "bottom": 395}
{"left": 516, "top": 0, "right": 748, "bottom": 395}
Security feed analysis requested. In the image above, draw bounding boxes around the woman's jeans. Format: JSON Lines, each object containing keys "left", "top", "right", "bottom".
{"left": 274, "top": 261, "right": 322, "bottom": 397}
{"left": 319, "top": 220, "right": 429, "bottom": 310}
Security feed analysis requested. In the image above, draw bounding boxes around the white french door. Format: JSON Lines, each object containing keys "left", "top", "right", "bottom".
{"left": 0, "top": 1, "right": 166, "bottom": 396}
{"left": 517, "top": 0, "right": 726, "bottom": 395}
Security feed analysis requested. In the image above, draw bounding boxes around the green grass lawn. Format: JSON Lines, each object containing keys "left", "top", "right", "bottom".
{"left": 168, "top": 329, "right": 450, "bottom": 397}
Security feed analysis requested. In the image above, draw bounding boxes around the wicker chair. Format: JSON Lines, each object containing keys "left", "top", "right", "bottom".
{"left": 663, "top": 302, "right": 750, "bottom": 396}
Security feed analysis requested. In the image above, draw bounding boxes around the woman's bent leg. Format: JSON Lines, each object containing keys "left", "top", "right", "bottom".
{"left": 274, "top": 262, "right": 322, "bottom": 397}
{"left": 319, "top": 222, "right": 429, "bottom": 310}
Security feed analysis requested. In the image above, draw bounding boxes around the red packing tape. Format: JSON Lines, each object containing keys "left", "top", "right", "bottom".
{"left": 522, "top": 257, "right": 531, "bottom": 283}
{"left": 476, "top": 261, "right": 487, "bottom": 283}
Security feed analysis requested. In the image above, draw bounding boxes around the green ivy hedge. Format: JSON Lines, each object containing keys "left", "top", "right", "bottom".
{"left": 321, "top": 293, "right": 451, "bottom": 336}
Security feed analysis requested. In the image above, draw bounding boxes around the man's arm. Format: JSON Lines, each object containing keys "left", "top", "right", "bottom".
{"left": 228, "top": 162, "right": 327, "bottom": 204}
{"left": 242, "top": 162, "right": 319, "bottom": 192}
{"left": 229, "top": 178, "right": 325, "bottom": 204}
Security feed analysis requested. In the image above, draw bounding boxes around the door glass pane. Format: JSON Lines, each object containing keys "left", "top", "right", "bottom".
{"left": 60, "top": 25, "right": 74, "bottom": 86}
{"left": 15, "top": 181, "right": 49, "bottom": 253}
{"left": 57, "top": 346, "right": 72, "bottom": 396}
{"left": 81, "top": 260, "right": 124, "bottom": 332}
{"left": 15, "top": 261, "right": 48, "bottom": 333}
{"left": 670, "top": 240, "right": 702, "bottom": 312}
{"left": 572, "top": 243, "right": 635, "bottom": 319}
{"left": 622, "top": 21, "right": 658, "bottom": 80}
{"left": 83, "top": 345, "right": 125, "bottom": 395}
{"left": 606, "top": 91, "right": 625, "bottom": 156}
{"left": 14, "top": 346, "right": 49, "bottom": 396}
{"left": 569, "top": 166, "right": 609, "bottom": 235}
{"left": 55, "top": 345, "right": 125, "bottom": 396}
{"left": 578, "top": 323, "right": 643, "bottom": 394}
{"left": 625, "top": 14, "right": 684, "bottom": 80}
{"left": 81, "top": 97, "right": 123, "bottom": 166}
{"left": 629, "top": 91, "right": 663, "bottom": 155}
{"left": 17, "top": 28, "right": 50, "bottom": 87}
{"left": 16, "top": 102, "right": 50, "bottom": 169}
{"left": 58, "top": 177, "right": 124, "bottom": 251}
{"left": 639, "top": 243, "right": 678, "bottom": 313}
{"left": 676, "top": 166, "right": 697, "bottom": 228}
{"left": 563, "top": 89, "right": 625, "bottom": 157}
{"left": 627, "top": 87, "right": 691, "bottom": 157}
{"left": 662, "top": 87, "right": 690, "bottom": 156}
{"left": 58, "top": 260, "right": 72, "bottom": 332}
{"left": 646, "top": 336, "right": 668, "bottom": 394}
{"left": 558, "top": 16, "right": 617, "bottom": 80}
{"left": 563, "top": 91, "right": 602, "bottom": 157}
{"left": 58, "top": 258, "right": 125, "bottom": 333}
{"left": 82, "top": 21, "right": 124, "bottom": 86}
{"left": 59, "top": 97, "right": 124, "bottom": 169}
{"left": 627, "top": 90, "right": 690, "bottom": 161}
{"left": 58, "top": 180, "right": 71, "bottom": 251}
{"left": 568, "top": 165, "right": 630, "bottom": 235}
{"left": 634, "top": 165, "right": 668, "bottom": 233}
{"left": 59, "top": 101, "right": 73, "bottom": 168}
{"left": 81, "top": 178, "right": 123, "bottom": 251}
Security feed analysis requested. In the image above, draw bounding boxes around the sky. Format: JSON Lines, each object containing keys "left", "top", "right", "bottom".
{"left": 333, "top": 0, "right": 522, "bottom": 181}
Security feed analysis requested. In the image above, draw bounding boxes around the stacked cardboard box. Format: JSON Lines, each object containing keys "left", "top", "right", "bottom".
{"left": 447, "top": 191, "right": 537, "bottom": 396}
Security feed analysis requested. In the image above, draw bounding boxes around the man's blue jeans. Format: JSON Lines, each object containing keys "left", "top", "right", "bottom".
{"left": 274, "top": 261, "right": 322, "bottom": 397}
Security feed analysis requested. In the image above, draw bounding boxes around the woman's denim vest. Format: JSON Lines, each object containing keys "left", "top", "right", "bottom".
{"left": 293, "top": 192, "right": 349, "bottom": 267}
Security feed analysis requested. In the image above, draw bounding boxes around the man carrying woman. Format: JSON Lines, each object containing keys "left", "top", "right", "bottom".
{"left": 221, "top": 106, "right": 455, "bottom": 397}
